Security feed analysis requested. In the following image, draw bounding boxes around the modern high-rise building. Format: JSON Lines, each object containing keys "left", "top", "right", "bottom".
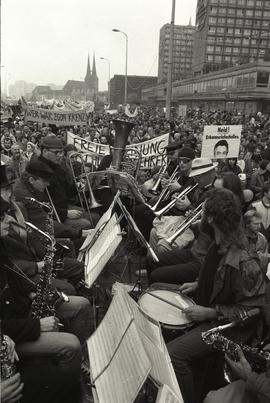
{"left": 158, "top": 22, "right": 195, "bottom": 84}
{"left": 192, "top": 0, "right": 270, "bottom": 75}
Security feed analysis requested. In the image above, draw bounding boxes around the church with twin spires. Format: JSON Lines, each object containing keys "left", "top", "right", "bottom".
{"left": 32, "top": 55, "right": 99, "bottom": 102}
{"left": 62, "top": 54, "right": 98, "bottom": 101}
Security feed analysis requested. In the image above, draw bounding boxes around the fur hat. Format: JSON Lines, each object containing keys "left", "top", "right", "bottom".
{"left": 41, "top": 135, "right": 63, "bottom": 149}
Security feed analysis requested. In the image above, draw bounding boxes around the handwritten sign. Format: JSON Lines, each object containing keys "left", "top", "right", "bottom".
{"left": 67, "top": 132, "right": 169, "bottom": 169}
{"left": 24, "top": 106, "right": 88, "bottom": 126}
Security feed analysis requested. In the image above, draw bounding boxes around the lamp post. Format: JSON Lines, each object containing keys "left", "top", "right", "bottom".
{"left": 165, "top": 0, "right": 176, "bottom": 120}
{"left": 112, "top": 28, "right": 128, "bottom": 105}
{"left": 0, "top": 65, "right": 6, "bottom": 96}
{"left": 100, "top": 57, "right": 111, "bottom": 104}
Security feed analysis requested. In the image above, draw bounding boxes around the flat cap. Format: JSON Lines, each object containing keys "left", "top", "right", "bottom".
{"left": 164, "top": 141, "right": 183, "bottom": 152}
{"left": 26, "top": 161, "right": 54, "bottom": 180}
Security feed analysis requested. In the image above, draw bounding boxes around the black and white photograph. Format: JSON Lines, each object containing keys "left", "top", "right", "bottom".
{"left": 1, "top": 1, "right": 270, "bottom": 403}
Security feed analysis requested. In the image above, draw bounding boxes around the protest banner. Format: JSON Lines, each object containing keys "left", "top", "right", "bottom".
{"left": 126, "top": 133, "right": 169, "bottom": 169}
{"left": 67, "top": 132, "right": 169, "bottom": 169}
{"left": 24, "top": 106, "right": 88, "bottom": 126}
{"left": 201, "top": 125, "right": 242, "bottom": 159}
{"left": 178, "top": 104, "right": 187, "bottom": 117}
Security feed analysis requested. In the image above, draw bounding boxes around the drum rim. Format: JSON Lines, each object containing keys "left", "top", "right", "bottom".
{"left": 138, "top": 287, "right": 195, "bottom": 328}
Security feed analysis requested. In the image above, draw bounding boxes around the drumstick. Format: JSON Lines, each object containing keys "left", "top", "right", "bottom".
{"left": 144, "top": 291, "right": 186, "bottom": 312}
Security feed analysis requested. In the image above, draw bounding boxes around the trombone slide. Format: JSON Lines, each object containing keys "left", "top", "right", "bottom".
{"left": 166, "top": 203, "right": 203, "bottom": 245}
{"left": 154, "top": 183, "right": 198, "bottom": 219}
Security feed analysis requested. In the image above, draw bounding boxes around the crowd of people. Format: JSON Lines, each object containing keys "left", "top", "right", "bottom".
{"left": 1, "top": 104, "right": 270, "bottom": 403}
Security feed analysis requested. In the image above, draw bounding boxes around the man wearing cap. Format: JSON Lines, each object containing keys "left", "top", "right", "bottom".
{"left": 147, "top": 158, "right": 218, "bottom": 285}
{"left": 0, "top": 198, "right": 93, "bottom": 384}
{"left": 33, "top": 135, "right": 99, "bottom": 232}
{"left": 13, "top": 161, "right": 84, "bottom": 241}
{"left": 1, "top": 164, "right": 84, "bottom": 295}
{"left": 134, "top": 146, "right": 196, "bottom": 241}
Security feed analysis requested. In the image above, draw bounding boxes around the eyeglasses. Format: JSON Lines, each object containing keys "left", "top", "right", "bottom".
{"left": 179, "top": 158, "right": 191, "bottom": 164}
{"left": 48, "top": 149, "right": 63, "bottom": 156}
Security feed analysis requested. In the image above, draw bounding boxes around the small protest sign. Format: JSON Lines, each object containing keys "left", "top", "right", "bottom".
{"left": 201, "top": 125, "right": 242, "bottom": 159}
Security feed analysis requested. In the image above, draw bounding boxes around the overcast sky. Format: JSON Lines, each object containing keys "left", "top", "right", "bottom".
{"left": 1, "top": 0, "right": 197, "bottom": 91}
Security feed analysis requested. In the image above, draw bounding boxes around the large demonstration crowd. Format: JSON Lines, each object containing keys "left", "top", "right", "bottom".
{"left": 1, "top": 105, "right": 270, "bottom": 403}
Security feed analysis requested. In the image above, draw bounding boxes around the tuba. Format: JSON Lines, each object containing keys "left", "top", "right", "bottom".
{"left": 111, "top": 119, "right": 136, "bottom": 171}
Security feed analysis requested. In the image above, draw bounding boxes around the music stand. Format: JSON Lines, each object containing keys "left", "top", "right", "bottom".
{"left": 106, "top": 170, "right": 147, "bottom": 204}
{"left": 87, "top": 285, "right": 183, "bottom": 403}
{"left": 116, "top": 197, "right": 159, "bottom": 263}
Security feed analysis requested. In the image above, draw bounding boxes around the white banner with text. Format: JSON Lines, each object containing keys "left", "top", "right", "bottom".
{"left": 67, "top": 132, "right": 169, "bottom": 169}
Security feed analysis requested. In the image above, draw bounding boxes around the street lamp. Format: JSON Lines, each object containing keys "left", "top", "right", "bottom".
{"left": 100, "top": 57, "right": 111, "bottom": 104}
{"left": 112, "top": 28, "right": 128, "bottom": 105}
{"left": 166, "top": 0, "right": 176, "bottom": 120}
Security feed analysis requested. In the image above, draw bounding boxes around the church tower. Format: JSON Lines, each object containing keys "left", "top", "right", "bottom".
{"left": 91, "top": 53, "right": 99, "bottom": 102}
{"left": 84, "top": 54, "right": 94, "bottom": 101}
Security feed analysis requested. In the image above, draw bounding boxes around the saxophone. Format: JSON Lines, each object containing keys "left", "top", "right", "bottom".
{"left": 24, "top": 197, "right": 67, "bottom": 273}
{"left": 24, "top": 221, "right": 69, "bottom": 319}
{"left": 0, "top": 333, "right": 17, "bottom": 380}
{"left": 202, "top": 329, "right": 270, "bottom": 373}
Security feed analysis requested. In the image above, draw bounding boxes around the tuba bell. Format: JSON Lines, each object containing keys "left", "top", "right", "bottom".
{"left": 111, "top": 119, "right": 135, "bottom": 171}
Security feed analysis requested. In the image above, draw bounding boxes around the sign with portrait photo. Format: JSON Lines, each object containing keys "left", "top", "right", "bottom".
{"left": 201, "top": 125, "right": 242, "bottom": 159}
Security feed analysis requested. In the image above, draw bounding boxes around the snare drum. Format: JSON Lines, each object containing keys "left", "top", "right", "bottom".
{"left": 138, "top": 286, "right": 195, "bottom": 341}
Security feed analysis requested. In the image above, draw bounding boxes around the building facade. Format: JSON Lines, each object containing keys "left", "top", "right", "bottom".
{"left": 192, "top": 0, "right": 270, "bottom": 76}
{"left": 109, "top": 75, "right": 157, "bottom": 105}
{"left": 31, "top": 55, "right": 98, "bottom": 101}
{"left": 9, "top": 81, "right": 36, "bottom": 99}
{"left": 158, "top": 22, "right": 195, "bottom": 84}
{"left": 142, "top": 61, "right": 270, "bottom": 113}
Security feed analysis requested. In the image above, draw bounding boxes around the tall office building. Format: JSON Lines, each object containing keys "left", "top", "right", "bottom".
{"left": 158, "top": 22, "right": 195, "bottom": 84}
{"left": 192, "top": 0, "right": 270, "bottom": 75}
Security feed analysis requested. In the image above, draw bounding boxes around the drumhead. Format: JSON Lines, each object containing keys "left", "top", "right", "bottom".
{"left": 138, "top": 289, "right": 195, "bottom": 328}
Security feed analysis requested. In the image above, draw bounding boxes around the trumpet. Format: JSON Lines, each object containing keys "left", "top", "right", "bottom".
{"left": 150, "top": 166, "right": 179, "bottom": 212}
{"left": 153, "top": 183, "right": 199, "bottom": 219}
{"left": 149, "top": 164, "right": 168, "bottom": 195}
{"left": 68, "top": 151, "right": 102, "bottom": 226}
{"left": 166, "top": 203, "right": 203, "bottom": 244}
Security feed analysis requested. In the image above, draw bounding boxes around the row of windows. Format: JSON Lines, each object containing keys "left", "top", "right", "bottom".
{"left": 210, "top": 0, "right": 270, "bottom": 7}
{"left": 207, "top": 45, "right": 265, "bottom": 53}
{"left": 206, "top": 54, "right": 262, "bottom": 62}
{"left": 210, "top": 6, "right": 270, "bottom": 16}
{"left": 172, "top": 71, "right": 269, "bottom": 96}
{"left": 208, "top": 26, "right": 270, "bottom": 34}
{"left": 206, "top": 38, "right": 269, "bottom": 47}
{"left": 209, "top": 17, "right": 270, "bottom": 25}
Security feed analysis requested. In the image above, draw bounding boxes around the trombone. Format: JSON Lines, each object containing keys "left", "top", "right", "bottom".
{"left": 153, "top": 183, "right": 199, "bottom": 219}
{"left": 165, "top": 203, "right": 203, "bottom": 245}
{"left": 150, "top": 166, "right": 179, "bottom": 212}
{"left": 149, "top": 163, "right": 168, "bottom": 195}
{"left": 68, "top": 151, "right": 102, "bottom": 225}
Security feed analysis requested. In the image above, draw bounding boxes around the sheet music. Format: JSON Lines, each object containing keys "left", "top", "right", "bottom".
{"left": 112, "top": 284, "right": 182, "bottom": 399}
{"left": 156, "top": 384, "right": 184, "bottom": 403}
{"left": 79, "top": 192, "right": 119, "bottom": 257}
{"left": 142, "top": 335, "right": 181, "bottom": 398}
{"left": 94, "top": 322, "right": 151, "bottom": 403}
{"left": 87, "top": 287, "right": 151, "bottom": 403}
{"left": 84, "top": 213, "right": 122, "bottom": 287}
{"left": 87, "top": 288, "right": 133, "bottom": 380}
{"left": 117, "top": 198, "right": 159, "bottom": 262}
